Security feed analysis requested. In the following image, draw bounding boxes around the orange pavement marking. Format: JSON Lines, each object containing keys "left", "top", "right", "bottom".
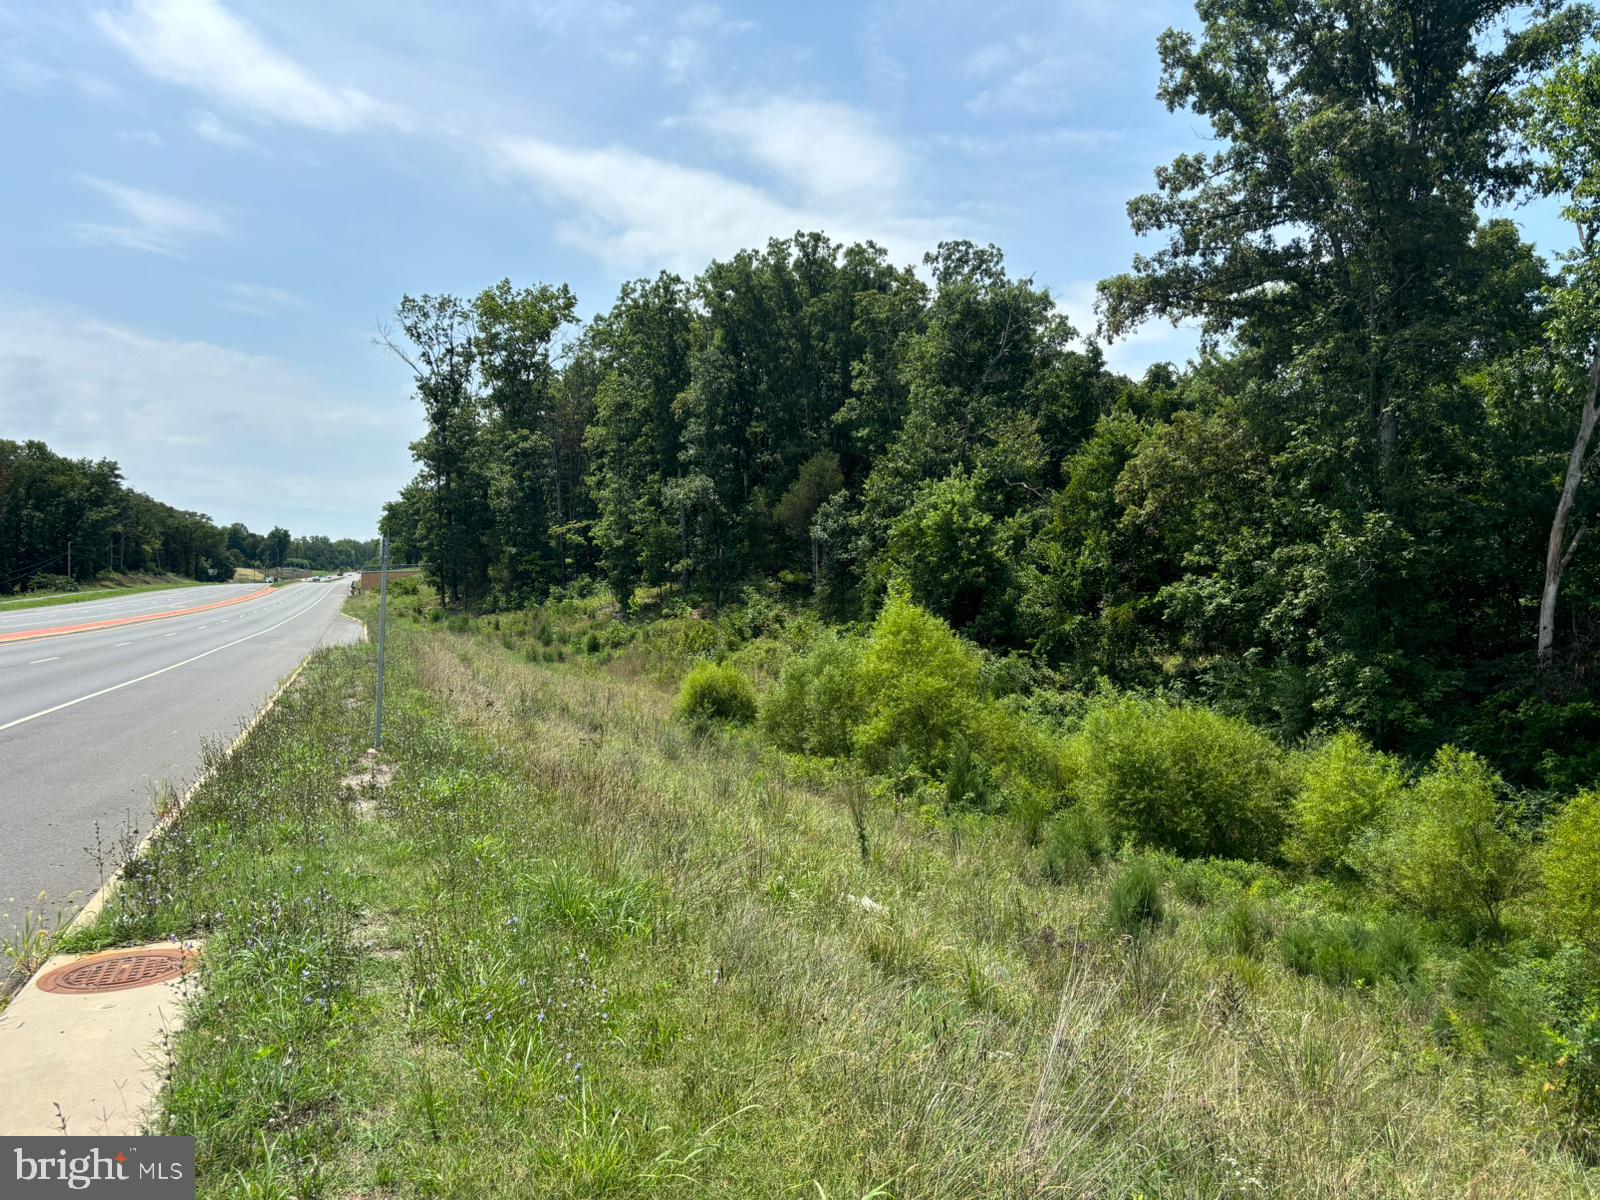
{"left": 0, "top": 586, "right": 274, "bottom": 645}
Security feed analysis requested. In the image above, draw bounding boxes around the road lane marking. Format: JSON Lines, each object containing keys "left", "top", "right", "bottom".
{"left": 29, "top": 657, "right": 59, "bottom": 664}
{"left": 115, "top": 641, "right": 133, "bottom": 646}
{"left": 0, "top": 585, "right": 273, "bottom": 645}
{"left": 0, "top": 590, "right": 333, "bottom": 734}
{"left": 164, "top": 632, "right": 177, "bottom": 637}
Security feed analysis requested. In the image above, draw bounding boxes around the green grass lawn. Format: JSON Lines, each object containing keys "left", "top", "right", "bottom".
{"left": 59, "top": 598, "right": 1598, "bottom": 1198}
{"left": 0, "top": 576, "right": 208, "bottom": 613}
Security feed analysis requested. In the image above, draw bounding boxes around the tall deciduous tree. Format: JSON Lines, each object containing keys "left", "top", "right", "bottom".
{"left": 1531, "top": 50, "right": 1600, "bottom": 673}
{"left": 383, "top": 294, "right": 487, "bottom": 605}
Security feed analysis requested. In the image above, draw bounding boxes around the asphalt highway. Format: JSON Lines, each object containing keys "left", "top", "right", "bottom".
{"left": 0, "top": 581, "right": 258, "bottom": 637}
{"left": 0, "top": 579, "right": 363, "bottom": 963}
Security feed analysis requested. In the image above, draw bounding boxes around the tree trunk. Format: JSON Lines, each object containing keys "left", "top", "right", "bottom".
{"left": 1539, "top": 348, "right": 1600, "bottom": 673}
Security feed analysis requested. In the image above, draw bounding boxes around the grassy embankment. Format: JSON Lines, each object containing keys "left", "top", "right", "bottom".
{"left": 59, "top": 590, "right": 1598, "bottom": 1198}
{"left": 0, "top": 573, "right": 207, "bottom": 613}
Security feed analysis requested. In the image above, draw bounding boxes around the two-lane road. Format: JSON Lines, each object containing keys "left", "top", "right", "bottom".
{"left": 0, "top": 579, "right": 363, "bottom": 959}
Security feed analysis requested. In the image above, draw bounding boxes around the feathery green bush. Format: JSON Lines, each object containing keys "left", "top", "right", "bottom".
{"left": 675, "top": 661, "right": 757, "bottom": 725}
{"left": 1074, "top": 694, "right": 1292, "bottom": 860}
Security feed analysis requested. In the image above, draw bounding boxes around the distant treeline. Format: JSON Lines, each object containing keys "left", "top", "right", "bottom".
{"left": 381, "top": 3, "right": 1600, "bottom": 787}
{"left": 0, "top": 439, "right": 376, "bottom": 594}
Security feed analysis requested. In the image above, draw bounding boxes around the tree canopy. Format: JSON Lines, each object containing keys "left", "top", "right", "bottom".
{"left": 381, "top": 0, "right": 1600, "bottom": 789}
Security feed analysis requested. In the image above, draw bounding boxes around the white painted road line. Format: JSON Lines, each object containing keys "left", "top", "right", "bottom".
{"left": 29, "top": 657, "right": 59, "bottom": 664}
{"left": 0, "top": 591, "right": 329, "bottom": 734}
{"left": 115, "top": 641, "right": 133, "bottom": 646}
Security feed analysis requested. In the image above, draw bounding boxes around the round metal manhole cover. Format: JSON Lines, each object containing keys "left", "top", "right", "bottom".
{"left": 36, "top": 947, "right": 192, "bottom": 995}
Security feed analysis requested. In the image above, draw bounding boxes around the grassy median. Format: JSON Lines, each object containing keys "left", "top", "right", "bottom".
{"left": 60, "top": 597, "right": 1598, "bottom": 1198}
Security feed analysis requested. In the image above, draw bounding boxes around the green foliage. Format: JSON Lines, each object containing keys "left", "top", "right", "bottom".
{"left": 759, "top": 630, "right": 866, "bottom": 759}
{"left": 26, "top": 572, "right": 78, "bottom": 593}
{"left": 852, "top": 587, "right": 982, "bottom": 773}
{"left": 1039, "top": 805, "right": 1108, "bottom": 885}
{"left": 1545, "top": 1008, "right": 1600, "bottom": 1163}
{"left": 1208, "top": 897, "right": 1272, "bottom": 959}
{"left": 969, "top": 702, "right": 1074, "bottom": 822}
{"left": 943, "top": 735, "right": 1000, "bottom": 813}
{"left": 1108, "top": 854, "right": 1166, "bottom": 938}
{"left": 879, "top": 470, "right": 1015, "bottom": 637}
{"left": 1538, "top": 790, "right": 1600, "bottom": 950}
{"left": 1361, "top": 747, "right": 1529, "bottom": 941}
{"left": 1074, "top": 694, "right": 1292, "bottom": 861}
{"left": 674, "top": 662, "right": 757, "bottom": 726}
{"left": 1286, "top": 733, "right": 1407, "bottom": 875}
{"left": 0, "top": 439, "right": 253, "bottom": 592}
{"left": 1279, "top": 915, "right": 1423, "bottom": 989}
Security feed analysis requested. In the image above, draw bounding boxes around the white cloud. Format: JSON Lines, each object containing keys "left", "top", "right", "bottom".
{"left": 676, "top": 5, "right": 755, "bottom": 35}
{"left": 685, "top": 96, "right": 908, "bottom": 205}
{"left": 962, "top": 35, "right": 1089, "bottom": 115}
{"left": 1055, "top": 280, "right": 1200, "bottom": 377}
{"left": 219, "top": 281, "right": 301, "bottom": 315}
{"left": 1, "top": 50, "right": 121, "bottom": 100}
{"left": 932, "top": 127, "right": 1123, "bottom": 156}
{"left": 94, "top": 0, "right": 403, "bottom": 133}
{"left": 490, "top": 134, "right": 954, "bottom": 274}
{"left": 526, "top": 0, "right": 636, "bottom": 34}
{"left": 0, "top": 300, "right": 407, "bottom": 533}
{"left": 191, "top": 109, "right": 257, "bottom": 149}
{"left": 73, "top": 176, "right": 226, "bottom": 255}
{"left": 661, "top": 35, "right": 703, "bottom": 83}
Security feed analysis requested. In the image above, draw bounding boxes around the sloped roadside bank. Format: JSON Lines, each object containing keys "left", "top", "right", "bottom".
{"left": 46, "top": 597, "right": 1598, "bottom": 1197}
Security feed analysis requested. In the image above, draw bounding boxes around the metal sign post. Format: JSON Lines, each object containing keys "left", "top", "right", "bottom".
{"left": 374, "top": 535, "right": 389, "bottom": 749}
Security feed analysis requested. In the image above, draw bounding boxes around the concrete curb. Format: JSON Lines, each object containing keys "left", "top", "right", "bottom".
{"left": 0, "top": 654, "right": 314, "bottom": 1003}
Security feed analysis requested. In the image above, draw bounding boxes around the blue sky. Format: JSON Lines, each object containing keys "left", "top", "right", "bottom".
{"left": 0, "top": 1, "right": 1574, "bottom": 539}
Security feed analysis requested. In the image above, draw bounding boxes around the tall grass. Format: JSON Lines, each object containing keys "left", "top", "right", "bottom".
{"left": 60, "top": 599, "right": 1600, "bottom": 1197}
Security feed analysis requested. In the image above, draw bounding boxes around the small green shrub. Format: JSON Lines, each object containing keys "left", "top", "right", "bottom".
{"left": 1208, "top": 897, "right": 1272, "bottom": 958}
{"left": 1279, "top": 915, "right": 1423, "bottom": 988}
{"left": 1366, "top": 916, "right": 1425, "bottom": 983}
{"left": 675, "top": 662, "right": 757, "bottom": 725}
{"left": 1545, "top": 1007, "right": 1600, "bottom": 1163}
{"left": 853, "top": 588, "right": 983, "bottom": 773}
{"left": 1170, "top": 857, "right": 1273, "bottom": 907}
{"left": 759, "top": 630, "right": 865, "bottom": 758}
{"left": 1538, "top": 790, "right": 1600, "bottom": 951}
{"left": 27, "top": 572, "right": 78, "bottom": 593}
{"left": 970, "top": 702, "right": 1076, "bottom": 824}
{"left": 944, "top": 735, "right": 1002, "bottom": 812}
{"left": 1109, "top": 855, "right": 1165, "bottom": 937}
{"left": 1040, "top": 805, "right": 1108, "bottom": 884}
{"left": 1362, "top": 746, "right": 1528, "bottom": 941}
{"left": 1074, "top": 694, "right": 1292, "bottom": 861}
{"left": 1287, "top": 732, "right": 1405, "bottom": 874}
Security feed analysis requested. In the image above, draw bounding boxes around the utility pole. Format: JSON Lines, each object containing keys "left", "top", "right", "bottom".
{"left": 373, "top": 535, "right": 390, "bottom": 750}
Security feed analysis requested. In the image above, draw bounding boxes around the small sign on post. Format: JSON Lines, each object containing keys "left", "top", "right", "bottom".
{"left": 374, "top": 535, "right": 389, "bottom": 750}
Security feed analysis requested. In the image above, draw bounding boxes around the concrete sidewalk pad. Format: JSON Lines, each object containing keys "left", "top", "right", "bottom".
{"left": 0, "top": 942, "right": 200, "bottom": 1135}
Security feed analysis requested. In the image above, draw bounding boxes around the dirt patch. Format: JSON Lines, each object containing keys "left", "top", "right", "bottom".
{"left": 339, "top": 749, "right": 394, "bottom": 816}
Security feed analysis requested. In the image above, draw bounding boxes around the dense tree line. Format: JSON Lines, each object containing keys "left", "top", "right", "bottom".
{"left": 0, "top": 439, "right": 369, "bottom": 594}
{"left": 383, "top": 0, "right": 1600, "bottom": 787}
